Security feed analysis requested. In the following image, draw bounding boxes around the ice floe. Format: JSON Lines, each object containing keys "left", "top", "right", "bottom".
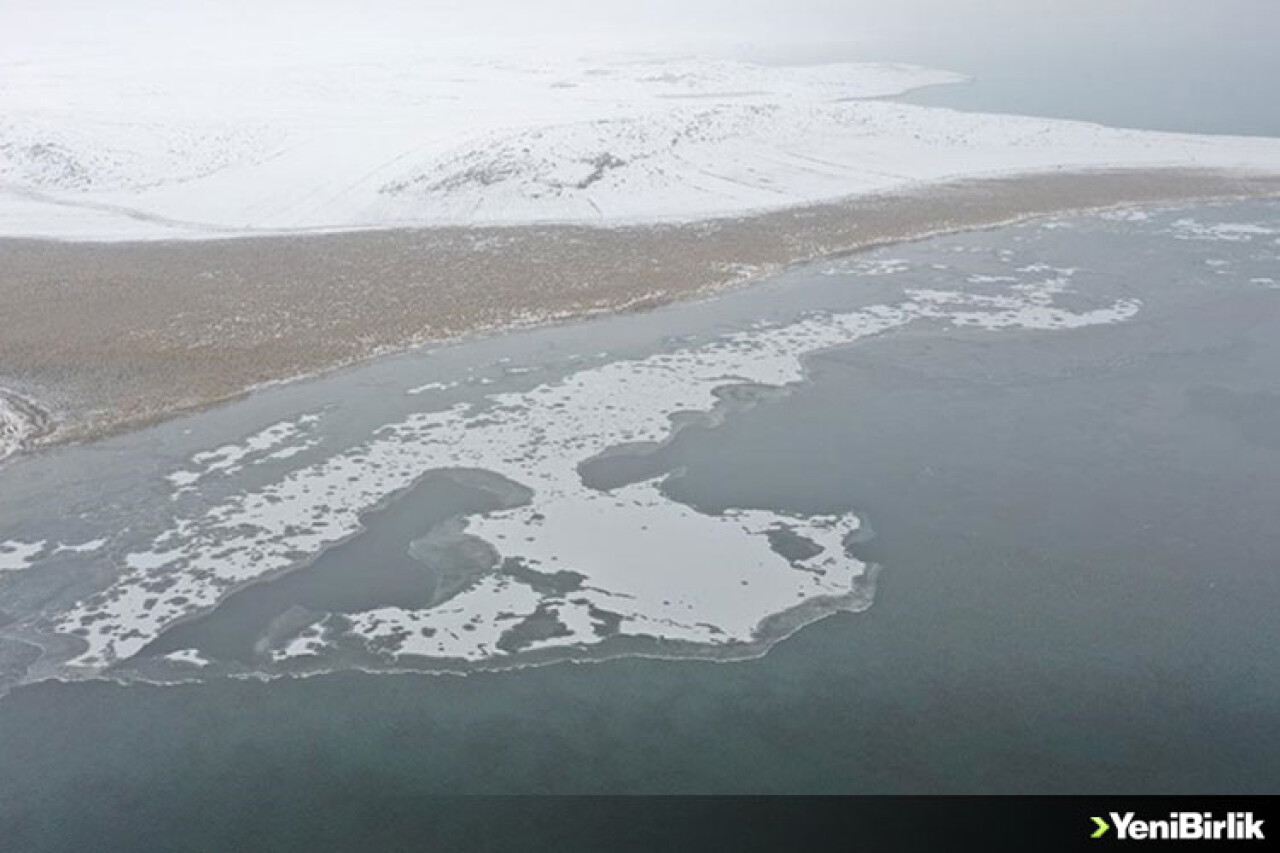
{"left": 0, "top": 540, "right": 46, "bottom": 574}
{"left": 167, "top": 414, "right": 322, "bottom": 496}
{"left": 406, "top": 381, "right": 459, "bottom": 396}
{"left": 162, "top": 649, "right": 211, "bottom": 667}
{"left": 821, "top": 259, "right": 912, "bottom": 277}
{"left": 1171, "top": 219, "right": 1279, "bottom": 242}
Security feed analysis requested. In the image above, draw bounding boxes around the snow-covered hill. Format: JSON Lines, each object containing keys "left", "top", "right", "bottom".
{"left": 3, "top": 27, "right": 1280, "bottom": 239}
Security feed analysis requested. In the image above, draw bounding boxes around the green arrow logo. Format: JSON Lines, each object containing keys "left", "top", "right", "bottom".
{"left": 1091, "top": 816, "right": 1111, "bottom": 839}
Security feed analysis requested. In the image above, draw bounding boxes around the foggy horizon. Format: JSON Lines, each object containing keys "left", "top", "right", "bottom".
{"left": 5, "top": 0, "right": 1276, "bottom": 62}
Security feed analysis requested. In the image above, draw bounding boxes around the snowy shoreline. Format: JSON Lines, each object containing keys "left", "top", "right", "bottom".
{"left": 5, "top": 51, "right": 1280, "bottom": 242}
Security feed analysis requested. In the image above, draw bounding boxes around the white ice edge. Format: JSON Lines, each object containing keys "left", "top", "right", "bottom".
{"left": 41, "top": 263, "right": 1140, "bottom": 672}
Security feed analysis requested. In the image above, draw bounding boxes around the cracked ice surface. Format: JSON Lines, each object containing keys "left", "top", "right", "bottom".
{"left": 44, "top": 268, "right": 1138, "bottom": 673}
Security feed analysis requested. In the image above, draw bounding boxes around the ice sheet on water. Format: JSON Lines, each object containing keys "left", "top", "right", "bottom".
{"left": 32, "top": 263, "right": 1142, "bottom": 676}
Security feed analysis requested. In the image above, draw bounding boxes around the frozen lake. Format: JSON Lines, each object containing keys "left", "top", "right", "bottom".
{"left": 3, "top": 203, "right": 1279, "bottom": 846}
{"left": 4, "top": 199, "right": 1274, "bottom": 691}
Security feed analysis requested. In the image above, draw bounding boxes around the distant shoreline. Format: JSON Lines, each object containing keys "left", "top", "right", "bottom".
{"left": 2, "top": 166, "right": 1278, "bottom": 458}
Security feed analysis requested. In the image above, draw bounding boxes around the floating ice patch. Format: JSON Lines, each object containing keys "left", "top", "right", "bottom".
{"left": 0, "top": 540, "right": 46, "bottom": 574}
{"left": 1171, "top": 219, "right": 1279, "bottom": 243}
{"left": 37, "top": 268, "right": 1142, "bottom": 676}
{"left": 162, "top": 649, "right": 211, "bottom": 667}
{"left": 821, "top": 258, "right": 911, "bottom": 277}
{"left": 1098, "top": 208, "right": 1152, "bottom": 222}
{"left": 342, "top": 485, "right": 868, "bottom": 663}
{"left": 54, "top": 539, "right": 108, "bottom": 556}
{"left": 347, "top": 577, "right": 546, "bottom": 663}
{"left": 909, "top": 268, "right": 1139, "bottom": 330}
{"left": 167, "top": 413, "right": 322, "bottom": 496}
{"left": 1015, "top": 263, "right": 1078, "bottom": 275}
{"left": 0, "top": 538, "right": 106, "bottom": 577}
{"left": 269, "top": 622, "right": 329, "bottom": 662}
{"left": 406, "top": 381, "right": 458, "bottom": 396}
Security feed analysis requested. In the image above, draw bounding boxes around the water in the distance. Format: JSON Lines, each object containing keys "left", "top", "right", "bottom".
{"left": 741, "top": 0, "right": 1280, "bottom": 136}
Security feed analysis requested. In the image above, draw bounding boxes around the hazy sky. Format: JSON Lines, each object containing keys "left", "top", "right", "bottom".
{"left": 5, "top": 0, "right": 1276, "bottom": 62}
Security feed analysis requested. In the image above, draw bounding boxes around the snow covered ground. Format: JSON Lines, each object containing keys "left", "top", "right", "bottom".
{"left": 4, "top": 4, "right": 1280, "bottom": 241}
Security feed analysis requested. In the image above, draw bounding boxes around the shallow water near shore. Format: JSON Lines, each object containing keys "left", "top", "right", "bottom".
{"left": 2, "top": 200, "right": 1280, "bottom": 846}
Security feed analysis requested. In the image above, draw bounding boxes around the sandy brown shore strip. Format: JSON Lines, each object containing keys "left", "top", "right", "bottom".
{"left": 2, "top": 167, "right": 1278, "bottom": 452}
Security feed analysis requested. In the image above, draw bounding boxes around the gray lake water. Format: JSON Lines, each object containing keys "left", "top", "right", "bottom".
{"left": 741, "top": 1, "right": 1280, "bottom": 137}
{"left": 2, "top": 199, "right": 1279, "bottom": 852}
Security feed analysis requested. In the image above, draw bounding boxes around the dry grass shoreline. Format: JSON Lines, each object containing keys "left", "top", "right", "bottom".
{"left": 2, "top": 167, "right": 1279, "bottom": 455}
